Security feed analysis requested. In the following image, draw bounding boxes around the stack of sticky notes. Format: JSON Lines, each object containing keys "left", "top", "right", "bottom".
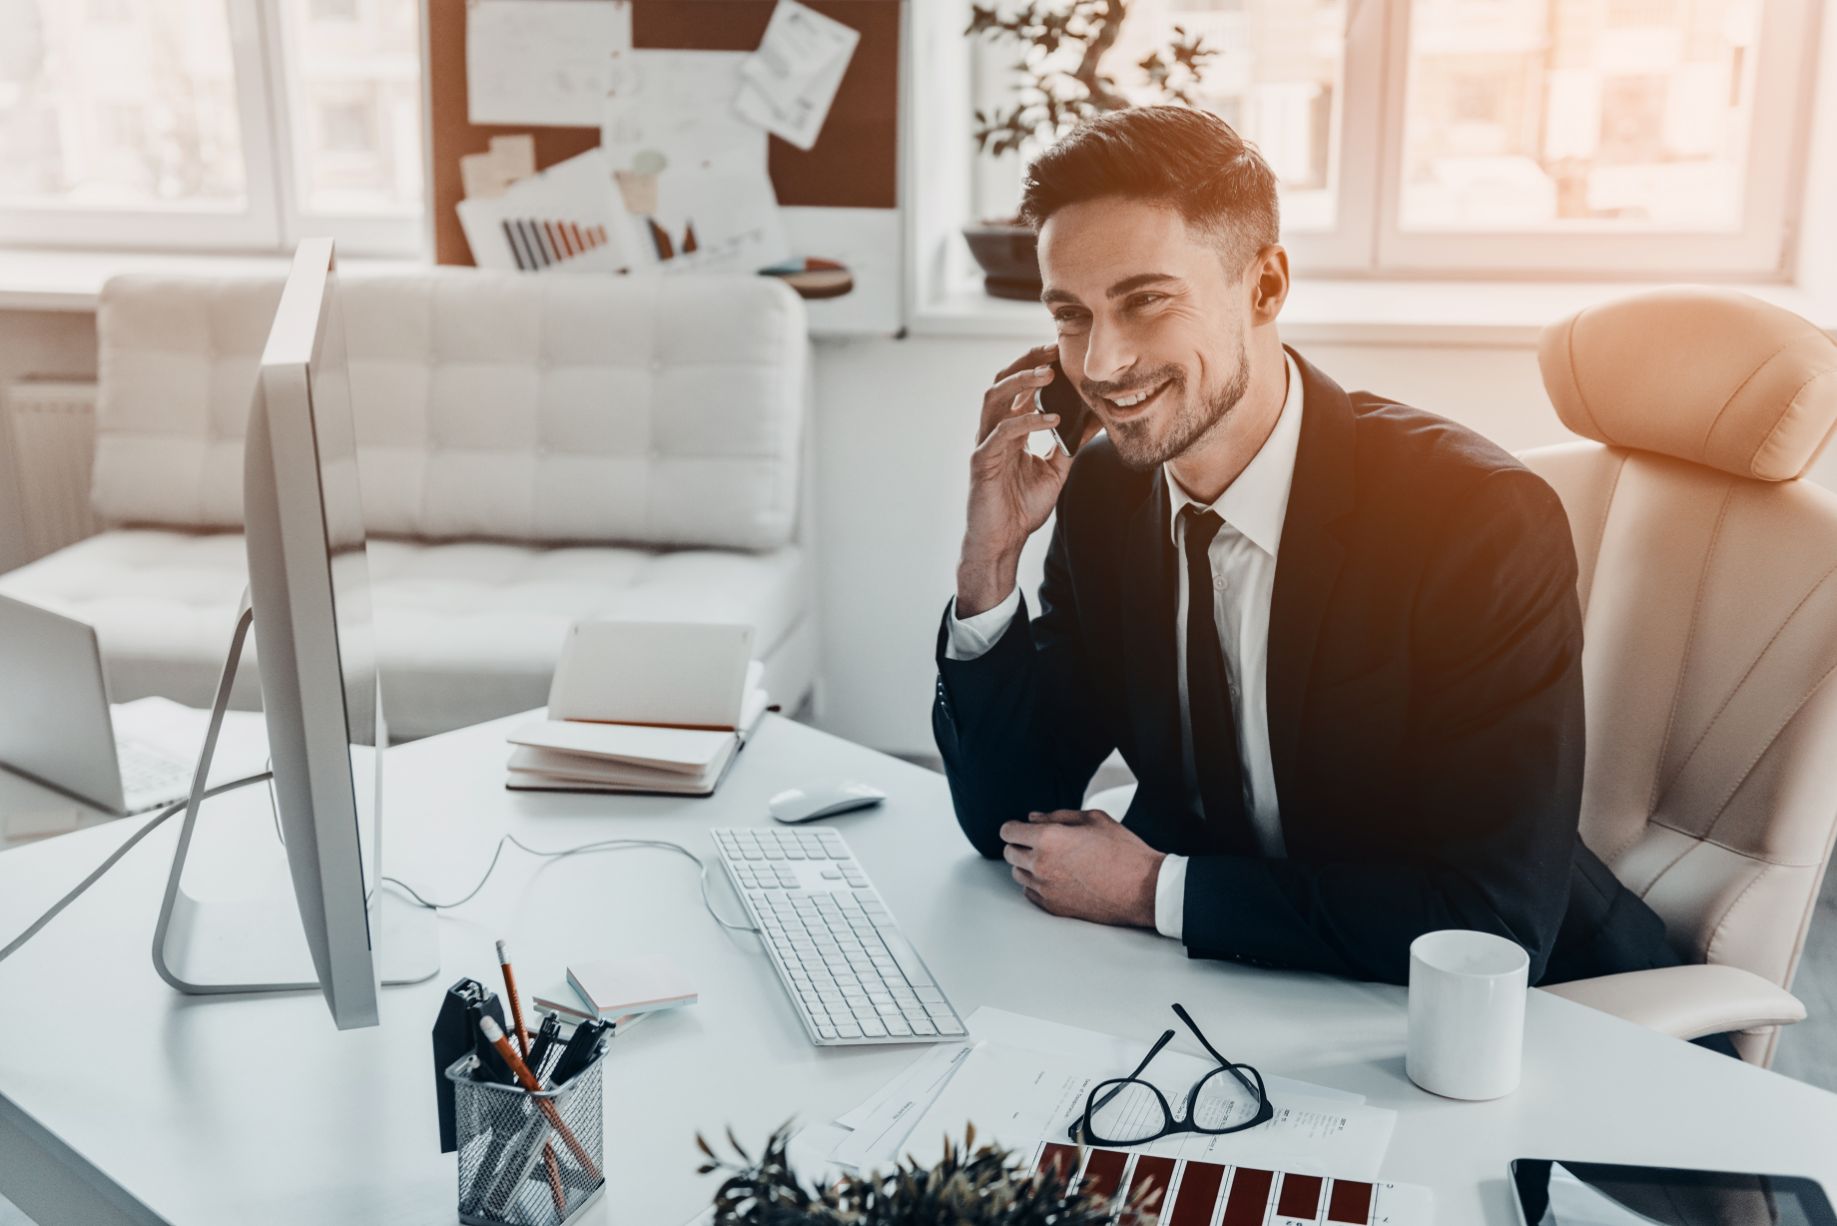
{"left": 533, "top": 957, "right": 698, "bottom": 1026}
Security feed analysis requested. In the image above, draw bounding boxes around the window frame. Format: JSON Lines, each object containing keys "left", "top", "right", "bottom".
{"left": 1372, "top": 0, "right": 1818, "bottom": 280}
{"left": 0, "top": 0, "right": 426, "bottom": 258}
{"left": 258, "top": 0, "right": 428, "bottom": 258}
{"left": 1292, "top": 0, "right": 1385, "bottom": 274}
{"left": 908, "top": 0, "right": 1822, "bottom": 317}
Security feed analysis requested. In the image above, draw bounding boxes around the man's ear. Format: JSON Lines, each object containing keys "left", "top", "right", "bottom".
{"left": 1248, "top": 245, "right": 1290, "bottom": 325}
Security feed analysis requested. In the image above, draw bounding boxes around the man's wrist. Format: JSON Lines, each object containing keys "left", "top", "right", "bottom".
{"left": 955, "top": 551, "right": 1021, "bottom": 618}
{"left": 1136, "top": 849, "right": 1167, "bottom": 930}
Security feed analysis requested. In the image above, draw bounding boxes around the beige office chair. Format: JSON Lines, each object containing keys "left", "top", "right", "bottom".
{"left": 1525, "top": 286, "right": 1837, "bottom": 1065}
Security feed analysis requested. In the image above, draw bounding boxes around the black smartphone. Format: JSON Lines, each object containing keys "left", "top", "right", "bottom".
{"left": 1034, "top": 357, "right": 1094, "bottom": 457}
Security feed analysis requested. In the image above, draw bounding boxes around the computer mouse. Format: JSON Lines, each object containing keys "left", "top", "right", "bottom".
{"left": 768, "top": 780, "right": 887, "bottom": 824}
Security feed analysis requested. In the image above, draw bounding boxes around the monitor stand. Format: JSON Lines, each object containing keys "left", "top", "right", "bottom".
{"left": 151, "top": 595, "right": 439, "bottom": 997}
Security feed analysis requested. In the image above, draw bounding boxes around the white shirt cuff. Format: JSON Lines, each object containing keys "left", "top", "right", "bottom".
{"left": 943, "top": 588, "right": 1021, "bottom": 661}
{"left": 1154, "top": 853, "right": 1188, "bottom": 941}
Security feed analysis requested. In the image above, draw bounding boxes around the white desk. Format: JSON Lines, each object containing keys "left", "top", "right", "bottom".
{"left": 1, "top": 713, "right": 1833, "bottom": 1225}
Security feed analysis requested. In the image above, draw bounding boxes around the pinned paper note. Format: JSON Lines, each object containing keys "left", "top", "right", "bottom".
{"left": 634, "top": 149, "right": 790, "bottom": 276}
{"left": 600, "top": 49, "right": 765, "bottom": 171}
{"left": 489, "top": 134, "right": 536, "bottom": 181}
{"left": 466, "top": 0, "right": 632, "bottom": 126}
{"left": 460, "top": 155, "right": 509, "bottom": 200}
{"left": 595, "top": 49, "right": 786, "bottom": 273}
{"left": 460, "top": 153, "right": 508, "bottom": 200}
{"left": 736, "top": 0, "right": 859, "bottom": 151}
{"left": 459, "top": 137, "right": 538, "bottom": 201}
{"left": 456, "top": 148, "right": 637, "bottom": 273}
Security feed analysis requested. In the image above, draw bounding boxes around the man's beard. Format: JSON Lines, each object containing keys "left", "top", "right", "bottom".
{"left": 1105, "top": 342, "right": 1251, "bottom": 472}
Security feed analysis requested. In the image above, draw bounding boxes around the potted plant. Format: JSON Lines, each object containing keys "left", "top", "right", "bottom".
{"left": 697, "top": 1123, "right": 1157, "bottom": 1222}
{"left": 963, "top": 0, "right": 1217, "bottom": 300}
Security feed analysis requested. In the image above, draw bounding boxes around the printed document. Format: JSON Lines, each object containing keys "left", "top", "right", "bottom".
{"left": 466, "top": 0, "right": 632, "bottom": 127}
{"left": 735, "top": 0, "right": 859, "bottom": 151}
{"left": 829, "top": 1042, "right": 976, "bottom": 1170}
{"left": 902, "top": 1009, "right": 1397, "bottom": 1180}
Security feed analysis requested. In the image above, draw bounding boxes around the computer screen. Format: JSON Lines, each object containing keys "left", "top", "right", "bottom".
{"left": 244, "top": 236, "right": 386, "bottom": 1029}
{"left": 301, "top": 245, "right": 385, "bottom": 884}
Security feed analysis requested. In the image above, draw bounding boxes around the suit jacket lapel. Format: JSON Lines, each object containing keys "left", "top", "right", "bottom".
{"left": 1267, "top": 347, "right": 1358, "bottom": 805}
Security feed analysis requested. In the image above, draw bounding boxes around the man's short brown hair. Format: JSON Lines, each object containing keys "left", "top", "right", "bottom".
{"left": 1019, "top": 106, "right": 1280, "bottom": 267}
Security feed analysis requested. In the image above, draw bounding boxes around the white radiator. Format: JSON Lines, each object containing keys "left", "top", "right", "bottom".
{"left": 4, "top": 378, "right": 99, "bottom": 562}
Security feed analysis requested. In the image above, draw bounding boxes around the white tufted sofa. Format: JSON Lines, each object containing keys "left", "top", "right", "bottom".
{"left": 0, "top": 270, "right": 818, "bottom": 739}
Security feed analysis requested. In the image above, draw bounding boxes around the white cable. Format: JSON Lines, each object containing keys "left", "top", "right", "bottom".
{"left": 1, "top": 776, "right": 756, "bottom": 970}
{"left": 381, "top": 834, "right": 758, "bottom": 933}
{"left": 0, "top": 774, "right": 275, "bottom": 966}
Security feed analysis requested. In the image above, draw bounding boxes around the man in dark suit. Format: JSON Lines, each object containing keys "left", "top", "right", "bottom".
{"left": 933, "top": 106, "right": 1676, "bottom": 988}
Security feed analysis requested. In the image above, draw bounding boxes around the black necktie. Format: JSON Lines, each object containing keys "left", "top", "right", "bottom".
{"left": 1179, "top": 506, "right": 1246, "bottom": 831}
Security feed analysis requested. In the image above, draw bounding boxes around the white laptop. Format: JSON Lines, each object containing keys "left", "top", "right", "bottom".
{"left": 0, "top": 595, "right": 207, "bottom": 815}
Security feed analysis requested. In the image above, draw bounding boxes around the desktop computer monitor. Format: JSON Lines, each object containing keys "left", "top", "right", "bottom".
{"left": 243, "top": 236, "right": 387, "bottom": 1029}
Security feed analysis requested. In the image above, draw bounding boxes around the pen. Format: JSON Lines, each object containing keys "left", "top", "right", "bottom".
{"left": 480, "top": 1016, "right": 603, "bottom": 1183}
{"left": 528, "top": 1011, "right": 562, "bottom": 1082}
{"left": 496, "top": 942, "right": 564, "bottom": 1215}
{"left": 481, "top": 1110, "right": 557, "bottom": 1216}
{"left": 496, "top": 939, "right": 532, "bottom": 1058}
{"left": 549, "top": 1018, "right": 606, "bottom": 1086}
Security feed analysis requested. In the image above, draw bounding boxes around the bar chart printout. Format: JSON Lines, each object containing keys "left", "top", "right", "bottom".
{"left": 1028, "top": 1141, "right": 1435, "bottom": 1225}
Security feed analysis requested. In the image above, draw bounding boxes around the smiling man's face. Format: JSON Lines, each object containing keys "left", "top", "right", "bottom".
{"left": 1039, "top": 196, "right": 1255, "bottom": 471}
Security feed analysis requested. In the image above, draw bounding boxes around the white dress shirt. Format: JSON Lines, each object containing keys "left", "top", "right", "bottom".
{"left": 946, "top": 353, "right": 1306, "bottom": 943}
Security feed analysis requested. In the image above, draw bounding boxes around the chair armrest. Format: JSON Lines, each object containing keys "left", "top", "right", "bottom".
{"left": 1541, "top": 964, "right": 1806, "bottom": 1041}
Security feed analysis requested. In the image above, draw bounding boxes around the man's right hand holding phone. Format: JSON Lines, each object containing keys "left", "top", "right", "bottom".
{"left": 957, "top": 343, "right": 1086, "bottom": 619}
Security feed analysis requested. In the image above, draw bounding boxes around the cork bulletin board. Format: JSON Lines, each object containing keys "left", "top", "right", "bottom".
{"left": 425, "top": 0, "right": 904, "bottom": 333}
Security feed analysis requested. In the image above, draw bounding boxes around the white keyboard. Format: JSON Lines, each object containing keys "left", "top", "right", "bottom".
{"left": 116, "top": 737, "right": 197, "bottom": 813}
{"left": 712, "top": 826, "right": 968, "bottom": 1046}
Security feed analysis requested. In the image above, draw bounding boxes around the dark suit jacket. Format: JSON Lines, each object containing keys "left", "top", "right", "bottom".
{"left": 932, "top": 347, "right": 1677, "bottom": 986}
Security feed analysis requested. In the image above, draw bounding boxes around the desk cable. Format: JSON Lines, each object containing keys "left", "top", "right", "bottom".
{"left": 2, "top": 779, "right": 756, "bottom": 968}
{"left": 380, "top": 834, "right": 758, "bottom": 933}
{"left": 0, "top": 775, "right": 271, "bottom": 967}
{"left": 252, "top": 775, "right": 757, "bottom": 931}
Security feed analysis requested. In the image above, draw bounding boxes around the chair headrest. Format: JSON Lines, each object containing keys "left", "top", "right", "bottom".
{"left": 1537, "top": 287, "right": 1837, "bottom": 482}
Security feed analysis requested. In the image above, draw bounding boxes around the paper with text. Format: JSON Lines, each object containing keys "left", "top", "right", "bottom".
{"left": 601, "top": 49, "right": 764, "bottom": 171}
{"left": 907, "top": 1038, "right": 1396, "bottom": 1179}
{"left": 735, "top": 0, "right": 859, "bottom": 151}
{"left": 830, "top": 1043, "right": 977, "bottom": 1170}
{"left": 466, "top": 0, "right": 631, "bottom": 127}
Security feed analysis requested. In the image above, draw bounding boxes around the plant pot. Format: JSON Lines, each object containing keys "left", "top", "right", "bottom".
{"left": 960, "top": 219, "right": 1043, "bottom": 301}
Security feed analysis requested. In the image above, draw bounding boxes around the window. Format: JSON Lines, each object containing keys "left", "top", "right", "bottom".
{"left": 279, "top": 0, "right": 423, "bottom": 227}
{"left": 1380, "top": 0, "right": 1801, "bottom": 272}
{"left": 930, "top": 0, "right": 1816, "bottom": 286}
{"left": 0, "top": 0, "right": 424, "bottom": 255}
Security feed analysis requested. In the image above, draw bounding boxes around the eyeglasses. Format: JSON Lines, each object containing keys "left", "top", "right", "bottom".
{"left": 1067, "top": 1003, "right": 1274, "bottom": 1146}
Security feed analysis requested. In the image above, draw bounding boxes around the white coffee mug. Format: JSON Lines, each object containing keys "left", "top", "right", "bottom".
{"left": 1406, "top": 929, "right": 1529, "bottom": 1100}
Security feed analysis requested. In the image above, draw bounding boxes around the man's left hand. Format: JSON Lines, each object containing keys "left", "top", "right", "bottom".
{"left": 999, "top": 809, "right": 1165, "bottom": 929}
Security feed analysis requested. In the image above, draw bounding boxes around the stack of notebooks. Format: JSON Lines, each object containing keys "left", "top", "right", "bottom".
{"left": 507, "top": 622, "right": 770, "bottom": 795}
{"left": 533, "top": 957, "right": 699, "bottom": 1028}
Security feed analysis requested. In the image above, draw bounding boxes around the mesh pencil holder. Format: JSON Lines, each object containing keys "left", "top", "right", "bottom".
{"left": 446, "top": 1046, "right": 608, "bottom": 1226}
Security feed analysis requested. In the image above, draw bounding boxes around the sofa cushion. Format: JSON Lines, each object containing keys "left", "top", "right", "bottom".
{"left": 92, "top": 271, "right": 808, "bottom": 551}
{"left": 0, "top": 529, "right": 809, "bottom": 740}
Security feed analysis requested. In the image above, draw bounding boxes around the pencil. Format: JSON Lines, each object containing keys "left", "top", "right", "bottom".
{"left": 480, "top": 1016, "right": 603, "bottom": 1184}
{"left": 495, "top": 941, "right": 564, "bottom": 1214}
{"left": 496, "top": 939, "right": 532, "bottom": 1058}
